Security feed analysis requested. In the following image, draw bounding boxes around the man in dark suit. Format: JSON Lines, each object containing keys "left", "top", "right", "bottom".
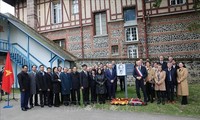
{"left": 165, "top": 62, "right": 177, "bottom": 103}
{"left": 28, "top": 65, "right": 39, "bottom": 108}
{"left": 172, "top": 59, "right": 179, "bottom": 98}
{"left": 159, "top": 56, "right": 167, "bottom": 70}
{"left": 35, "top": 65, "right": 48, "bottom": 107}
{"left": 60, "top": 67, "right": 72, "bottom": 106}
{"left": 133, "top": 60, "right": 148, "bottom": 104}
{"left": 17, "top": 65, "right": 31, "bottom": 111}
{"left": 46, "top": 67, "right": 53, "bottom": 107}
{"left": 105, "top": 63, "right": 117, "bottom": 100}
{"left": 71, "top": 67, "right": 80, "bottom": 105}
{"left": 80, "top": 64, "right": 90, "bottom": 106}
{"left": 0, "top": 66, "right": 4, "bottom": 100}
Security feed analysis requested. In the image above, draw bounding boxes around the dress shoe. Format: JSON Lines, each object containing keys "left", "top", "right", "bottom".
{"left": 21, "top": 108, "right": 27, "bottom": 111}
{"left": 144, "top": 102, "right": 148, "bottom": 106}
{"left": 35, "top": 103, "right": 40, "bottom": 106}
{"left": 25, "top": 107, "right": 31, "bottom": 110}
{"left": 157, "top": 101, "right": 161, "bottom": 104}
{"left": 30, "top": 105, "right": 34, "bottom": 108}
{"left": 48, "top": 104, "right": 52, "bottom": 107}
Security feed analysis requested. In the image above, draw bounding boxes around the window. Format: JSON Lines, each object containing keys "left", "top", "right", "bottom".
{"left": 54, "top": 39, "right": 66, "bottom": 49}
{"left": 125, "top": 27, "right": 138, "bottom": 42}
{"left": 170, "top": 0, "right": 186, "bottom": 5}
{"left": 72, "top": 0, "right": 79, "bottom": 14}
{"left": 111, "top": 45, "right": 119, "bottom": 55}
{"left": 52, "top": 0, "right": 62, "bottom": 24}
{"left": 95, "top": 12, "right": 107, "bottom": 35}
{"left": 124, "top": 8, "right": 136, "bottom": 22}
{"left": 127, "top": 45, "right": 138, "bottom": 58}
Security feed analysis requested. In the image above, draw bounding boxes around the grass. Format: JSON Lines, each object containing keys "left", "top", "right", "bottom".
{"left": 1, "top": 84, "right": 200, "bottom": 117}
{"left": 92, "top": 84, "right": 200, "bottom": 117}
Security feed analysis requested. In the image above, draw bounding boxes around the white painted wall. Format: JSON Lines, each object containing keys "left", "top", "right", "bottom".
{"left": 0, "top": 18, "right": 8, "bottom": 40}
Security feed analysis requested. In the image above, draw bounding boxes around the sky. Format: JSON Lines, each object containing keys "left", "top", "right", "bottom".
{"left": 0, "top": 0, "right": 14, "bottom": 15}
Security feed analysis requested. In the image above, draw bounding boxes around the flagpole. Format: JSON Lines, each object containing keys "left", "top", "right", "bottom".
{"left": 3, "top": 94, "right": 13, "bottom": 108}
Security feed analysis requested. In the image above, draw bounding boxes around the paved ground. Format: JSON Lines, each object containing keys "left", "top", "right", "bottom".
{"left": 0, "top": 98, "right": 199, "bottom": 120}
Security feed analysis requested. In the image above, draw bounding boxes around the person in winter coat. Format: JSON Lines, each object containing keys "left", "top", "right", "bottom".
{"left": 52, "top": 67, "right": 61, "bottom": 107}
{"left": 96, "top": 69, "right": 107, "bottom": 104}
{"left": 177, "top": 62, "right": 189, "bottom": 105}
{"left": 60, "top": 68, "right": 72, "bottom": 106}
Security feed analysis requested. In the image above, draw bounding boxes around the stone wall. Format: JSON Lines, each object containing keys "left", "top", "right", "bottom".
{"left": 145, "top": 12, "right": 200, "bottom": 58}
{"left": 75, "top": 58, "right": 200, "bottom": 84}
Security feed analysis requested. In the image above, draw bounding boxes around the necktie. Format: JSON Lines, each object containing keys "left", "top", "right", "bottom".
{"left": 169, "top": 69, "right": 172, "bottom": 81}
{"left": 110, "top": 69, "right": 112, "bottom": 75}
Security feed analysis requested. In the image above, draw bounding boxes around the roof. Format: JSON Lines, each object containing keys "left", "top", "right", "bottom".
{"left": 0, "top": 13, "right": 77, "bottom": 61}
{"left": 3, "top": 0, "right": 16, "bottom": 6}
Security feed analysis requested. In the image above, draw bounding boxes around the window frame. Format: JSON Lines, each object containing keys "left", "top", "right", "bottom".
{"left": 51, "top": 0, "right": 62, "bottom": 24}
{"left": 170, "top": 0, "right": 186, "bottom": 6}
{"left": 123, "top": 8, "right": 136, "bottom": 22}
{"left": 53, "top": 39, "right": 66, "bottom": 49}
{"left": 127, "top": 45, "right": 138, "bottom": 58}
{"left": 72, "top": 0, "right": 79, "bottom": 14}
{"left": 111, "top": 45, "right": 119, "bottom": 55}
{"left": 125, "top": 26, "right": 138, "bottom": 42}
{"left": 94, "top": 12, "right": 107, "bottom": 36}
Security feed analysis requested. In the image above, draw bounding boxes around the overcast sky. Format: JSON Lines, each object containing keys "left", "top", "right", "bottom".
{"left": 0, "top": 0, "right": 14, "bottom": 15}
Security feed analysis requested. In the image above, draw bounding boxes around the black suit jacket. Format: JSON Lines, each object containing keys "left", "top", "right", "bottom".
{"left": 80, "top": 71, "right": 90, "bottom": 88}
{"left": 17, "top": 71, "right": 31, "bottom": 92}
{"left": 71, "top": 72, "right": 80, "bottom": 89}
{"left": 165, "top": 68, "right": 177, "bottom": 85}
{"left": 0, "top": 71, "right": 3, "bottom": 85}
{"left": 35, "top": 71, "right": 48, "bottom": 91}
{"left": 52, "top": 73, "right": 61, "bottom": 94}
{"left": 133, "top": 66, "right": 148, "bottom": 80}
{"left": 159, "top": 61, "right": 167, "bottom": 70}
{"left": 46, "top": 72, "right": 53, "bottom": 90}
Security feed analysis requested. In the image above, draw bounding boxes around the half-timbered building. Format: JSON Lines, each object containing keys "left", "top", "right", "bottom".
{"left": 3, "top": 0, "right": 200, "bottom": 59}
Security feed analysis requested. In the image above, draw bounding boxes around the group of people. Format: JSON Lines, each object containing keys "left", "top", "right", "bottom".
{"left": 0, "top": 56, "right": 189, "bottom": 111}
{"left": 16, "top": 62, "right": 118, "bottom": 111}
{"left": 133, "top": 56, "right": 189, "bottom": 106}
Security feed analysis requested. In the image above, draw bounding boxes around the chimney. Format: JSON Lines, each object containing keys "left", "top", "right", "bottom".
{"left": 27, "top": 0, "right": 37, "bottom": 30}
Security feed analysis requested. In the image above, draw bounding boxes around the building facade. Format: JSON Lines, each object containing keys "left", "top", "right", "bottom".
{"left": 0, "top": 13, "right": 76, "bottom": 87}
{"left": 3, "top": 0, "right": 200, "bottom": 59}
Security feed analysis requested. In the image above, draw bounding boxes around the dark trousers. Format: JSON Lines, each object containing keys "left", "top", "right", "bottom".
{"left": 156, "top": 91, "right": 165, "bottom": 103}
{"left": 63, "top": 94, "right": 70, "bottom": 105}
{"left": 29, "top": 93, "right": 38, "bottom": 106}
{"left": 146, "top": 82, "right": 155, "bottom": 102}
{"left": 46, "top": 91, "right": 53, "bottom": 106}
{"left": 53, "top": 93, "right": 60, "bottom": 106}
{"left": 119, "top": 77, "right": 125, "bottom": 91}
{"left": 20, "top": 90, "right": 30, "bottom": 109}
{"left": 82, "top": 87, "right": 89, "bottom": 105}
{"left": 90, "top": 86, "right": 97, "bottom": 103}
{"left": 98, "top": 94, "right": 105, "bottom": 103}
{"left": 108, "top": 83, "right": 116, "bottom": 99}
{"left": 39, "top": 91, "right": 46, "bottom": 106}
{"left": 181, "top": 96, "right": 188, "bottom": 105}
{"left": 135, "top": 79, "right": 147, "bottom": 102}
{"left": 166, "top": 82, "right": 175, "bottom": 101}
{"left": 71, "top": 89, "right": 80, "bottom": 104}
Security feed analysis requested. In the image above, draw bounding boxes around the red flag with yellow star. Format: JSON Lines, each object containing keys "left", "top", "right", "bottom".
{"left": 2, "top": 52, "right": 14, "bottom": 94}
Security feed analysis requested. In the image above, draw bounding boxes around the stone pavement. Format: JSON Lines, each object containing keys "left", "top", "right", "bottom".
{"left": 0, "top": 99, "right": 199, "bottom": 120}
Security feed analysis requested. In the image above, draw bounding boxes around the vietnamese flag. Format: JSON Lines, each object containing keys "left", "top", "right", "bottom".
{"left": 2, "top": 52, "right": 14, "bottom": 94}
